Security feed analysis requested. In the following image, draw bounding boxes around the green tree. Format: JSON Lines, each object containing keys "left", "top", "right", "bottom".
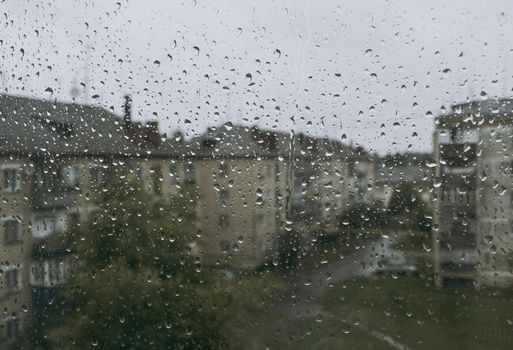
{"left": 41, "top": 169, "right": 281, "bottom": 349}
{"left": 339, "top": 203, "right": 389, "bottom": 229}
{"left": 388, "top": 184, "right": 431, "bottom": 232}
{"left": 42, "top": 171, "right": 224, "bottom": 349}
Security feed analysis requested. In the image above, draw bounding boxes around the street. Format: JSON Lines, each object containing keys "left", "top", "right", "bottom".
{"left": 269, "top": 234, "right": 411, "bottom": 349}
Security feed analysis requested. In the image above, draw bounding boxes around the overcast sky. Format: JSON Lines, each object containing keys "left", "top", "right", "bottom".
{"left": 1, "top": 0, "right": 512, "bottom": 154}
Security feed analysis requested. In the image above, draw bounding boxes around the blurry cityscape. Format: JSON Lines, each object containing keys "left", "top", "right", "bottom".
{"left": 0, "top": 92, "right": 512, "bottom": 348}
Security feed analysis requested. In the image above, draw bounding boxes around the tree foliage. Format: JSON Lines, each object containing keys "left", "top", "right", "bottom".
{"left": 388, "top": 183, "right": 431, "bottom": 232}
{"left": 339, "top": 202, "right": 389, "bottom": 229}
{"left": 41, "top": 170, "right": 280, "bottom": 349}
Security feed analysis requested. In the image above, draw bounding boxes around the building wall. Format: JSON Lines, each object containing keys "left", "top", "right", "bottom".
{"left": 476, "top": 125, "right": 513, "bottom": 286}
{"left": 0, "top": 156, "right": 32, "bottom": 344}
{"left": 319, "top": 159, "right": 349, "bottom": 234}
{"left": 432, "top": 124, "right": 478, "bottom": 283}
{"left": 196, "top": 158, "right": 279, "bottom": 269}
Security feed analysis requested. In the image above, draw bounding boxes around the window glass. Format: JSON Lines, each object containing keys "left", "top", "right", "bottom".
{"left": 2, "top": 167, "right": 20, "bottom": 192}
{"left": 2, "top": 1, "right": 513, "bottom": 349}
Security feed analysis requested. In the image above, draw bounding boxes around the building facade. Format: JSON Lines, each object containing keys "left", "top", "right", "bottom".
{"left": 433, "top": 99, "right": 513, "bottom": 287}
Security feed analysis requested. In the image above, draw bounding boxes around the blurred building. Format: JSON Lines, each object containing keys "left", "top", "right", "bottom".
{"left": 347, "top": 147, "right": 376, "bottom": 205}
{"left": 0, "top": 94, "right": 179, "bottom": 346}
{"left": 186, "top": 125, "right": 364, "bottom": 268}
{"left": 0, "top": 93, "right": 377, "bottom": 345}
{"left": 373, "top": 155, "right": 433, "bottom": 208}
{"left": 433, "top": 98, "right": 513, "bottom": 287}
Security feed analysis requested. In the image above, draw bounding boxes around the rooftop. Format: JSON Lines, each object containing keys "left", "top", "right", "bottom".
{"left": 0, "top": 94, "right": 183, "bottom": 158}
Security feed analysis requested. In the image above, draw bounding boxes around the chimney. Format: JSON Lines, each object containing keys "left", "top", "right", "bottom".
{"left": 145, "top": 121, "right": 161, "bottom": 146}
{"left": 123, "top": 95, "right": 132, "bottom": 129}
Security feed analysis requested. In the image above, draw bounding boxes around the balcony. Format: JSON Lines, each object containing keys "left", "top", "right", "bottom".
{"left": 441, "top": 172, "right": 476, "bottom": 188}
{"left": 439, "top": 143, "right": 477, "bottom": 168}
{"left": 440, "top": 228, "right": 476, "bottom": 249}
{"left": 440, "top": 203, "right": 476, "bottom": 217}
{"left": 32, "top": 187, "right": 79, "bottom": 210}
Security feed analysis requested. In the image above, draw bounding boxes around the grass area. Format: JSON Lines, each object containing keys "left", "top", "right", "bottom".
{"left": 236, "top": 311, "right": 395, "bottom": 350}
{"left": 323, "top": 275, "right": 513, "bottom": 350}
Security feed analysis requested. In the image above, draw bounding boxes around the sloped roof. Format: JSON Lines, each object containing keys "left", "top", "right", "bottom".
{"left": 0, "top": 94, "right": 188, "bottom": 158}
{"left": 0, "top": 94, "right": 143, "bottom": 156}
{"left": 451, "top": 98, "right": 513, "bottom": 116}
{"left": 438, "top": 98, "right": 513, "bottom": 127}
{"left": 0, "top": 94, "right": 367, "bottom": 162}
{"left": 186, "top": 123, "right": 356, "bottom": 161}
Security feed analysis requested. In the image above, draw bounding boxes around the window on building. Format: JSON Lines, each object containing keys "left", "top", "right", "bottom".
{"left": 131, "top": 162, "right": 143, "bottom": 180}
{"left": 219, "top": 240, "right": 230, "bottom": 253}
{"left": 6, "top": 268, "right": 21, "bottom": 293}
{"left": 170, "top": 164, "right": 178, "bottom": 184}
{"left": 68, "top": 212, "right": 80, "bottom": 227}
{"left": 184, "top": 164, "right": 196, "bottom": 185}
{"left": 5, "top": 313, "right": 20, "bottom": 340}
{"left": 218, "top": 189, "right": 229, "bottom": 201}
{"left": 258, "top": 162, "right": 270, "bottom": 178}
{"left": 150, "top": 166, "right": 163, "bottom": 194}
{"left": 3, "top": 167, "right": 20, "bottom": 192}
{"left": 4, "top": 219, "right": 21, "bottom": 244}
{"left": 219, "top": 162, "right": 229, "bottom": 177}
{"left": 89, "top": 166, "right": 102, "bottom": 185}
{"left": 31, "top": 214, "right": 56, "bottom": 238}
{"left": 218, "top": 215, "right": 230, "bottom": 229}
{"left": 256, "top": 214, "right": 266, "bottom": 230}
{"left": 62, "top": 165, "right": 79, "bottom": 187}
{"left": 450, "top": 128, "right": 458, "bottom": 142}
{"left": 49, "top": 260, "right": 60, "bottom": 286}
{"left": 30, "top": 262, "right": 44, "bottom": 286}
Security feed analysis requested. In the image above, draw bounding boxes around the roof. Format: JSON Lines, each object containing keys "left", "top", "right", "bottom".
{"left": 185, "top": 123, "right": 356, "bottom": 161}
{"left": 438, "top": 98, "right": 513, "bottom": 127}
{"left": 451, "top": 98, "right": 513, "bottom": 116}
{"left": 0, "top": 94, "right": 367, "bottom": 162}
{"left": 0, "top": 94, "right": 184, "bottom": 158}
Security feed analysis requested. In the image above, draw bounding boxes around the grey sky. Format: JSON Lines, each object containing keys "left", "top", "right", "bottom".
{"left": 1, "top": 0, "right": 512, "bottom": 154}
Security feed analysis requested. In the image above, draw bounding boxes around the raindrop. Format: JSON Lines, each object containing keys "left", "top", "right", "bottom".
{"left": 499, "top": 12, "right": 507, "bottom": 25}
{"left": 245, "top": 73, "right": 252, "bottom": 84}
{"left": 224, "top": 122, "right": 233, "bottom": 131}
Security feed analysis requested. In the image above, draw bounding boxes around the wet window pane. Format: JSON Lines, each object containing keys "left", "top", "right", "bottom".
{"left": 1, "top": 1, "right": 512, "bottom": 349}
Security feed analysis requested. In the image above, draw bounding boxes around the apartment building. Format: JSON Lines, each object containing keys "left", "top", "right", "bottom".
{"left": 433, "top": 98, "right": 513, "bottom": 287}
{"left": 187, "top": 125, "right": 367, "bottom": 268}
{"left": 277, "top": 134, "right": 353, "bottom": 238}
{"left": 472, "top": 99, "right": 513, "bottom": 287}
{"left": 347, "top": 147, "right": 376, "bottom": 205}
{"left": 373, "top": 159, "right": 433, "bottom": 208}
{"left": 0, "top": 93, "right": 185, "bottom": 346}
{"left": 185, "top": 125, "right": 284, "bottom": 268}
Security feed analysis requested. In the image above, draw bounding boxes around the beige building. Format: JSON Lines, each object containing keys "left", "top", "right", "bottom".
{"left": 185, "top": 125, "right": 285, "bottom": 268}
{"left": 433, "top": 98, "right": 513, "bottom": 287}
{"left": 186, "top": 126, "right": 368, "bottom": 268}
{"left": 0, "top": 155, "right": 32, "bottom": 346}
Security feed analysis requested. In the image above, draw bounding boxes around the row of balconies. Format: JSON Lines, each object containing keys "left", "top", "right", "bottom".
{"left": 31, "top": 187, "right": 79, "bottom": 211}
